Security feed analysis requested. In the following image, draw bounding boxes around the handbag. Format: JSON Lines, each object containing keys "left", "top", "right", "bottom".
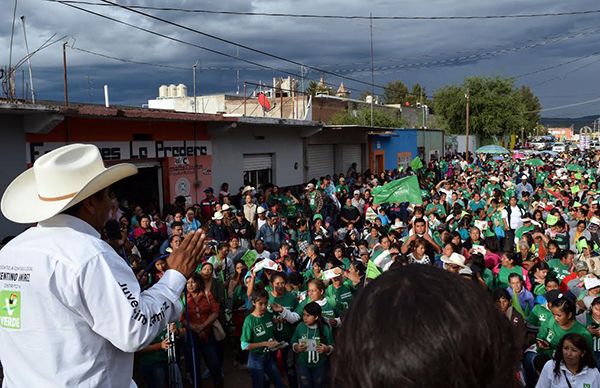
{"left": 212, "top": 320, "right": 226, "bottom": 341}
{"left": 205, "top": 291, "right": 226, "bottom": 341}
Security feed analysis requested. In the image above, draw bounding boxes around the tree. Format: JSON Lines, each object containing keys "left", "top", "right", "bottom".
{"left": 305, "top": 80, "right": 333, "bottom": 96}
{"left": 433, "top": 76, "right": 530, "bottom": 137}
{"left": 328, "top": 107, "right": 407, "bottom": 128}
{"left": 518, "top": 85, "right": 542, "bottom": 134}
{"left": 406, "top": 83, "right": 431, "bottom": 106}
{"left": 383, "top": 80, "right": 409, "bottom": 104}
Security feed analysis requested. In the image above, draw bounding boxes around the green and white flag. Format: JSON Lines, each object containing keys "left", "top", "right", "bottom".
{"left": 373, "top": 175, "right": 423, "bottom": 205}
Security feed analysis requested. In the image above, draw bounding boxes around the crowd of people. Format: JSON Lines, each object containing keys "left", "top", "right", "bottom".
{"left": 73, "top": 149, "right": 600, "bottom": 387}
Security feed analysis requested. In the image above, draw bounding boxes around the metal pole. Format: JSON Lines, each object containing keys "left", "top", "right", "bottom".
{"left": 465, "top": 88, "right": 470, "bottom": 160}
{"left": 8, "top": 0, "right": 18, "bottom": 99}
{"left": 192, "top": 61, "right": 197, "bottom": 113}
{"left": 243, "top": 82, "right": 247, "bottom": 116}
{"left": 63, "top": 42, "right": 69, "bottom": 106}
{"left": 21, "top": 16, "right": 35, "bottom": 103}
{"left": 369, "top": 12, "right": 375, "bottom": 127}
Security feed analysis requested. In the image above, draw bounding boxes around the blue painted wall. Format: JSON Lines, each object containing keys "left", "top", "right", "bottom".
{"left": 370, "top": 129, "right": 418, "bottom": 170}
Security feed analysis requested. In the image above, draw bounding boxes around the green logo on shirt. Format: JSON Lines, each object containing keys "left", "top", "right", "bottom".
{"left": 0, "top": 290, "right": 21, "bottom": 329}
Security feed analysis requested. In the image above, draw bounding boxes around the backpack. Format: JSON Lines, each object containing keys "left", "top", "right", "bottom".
{"left": 506, "top": 206, "right": 525, "bottom": 231}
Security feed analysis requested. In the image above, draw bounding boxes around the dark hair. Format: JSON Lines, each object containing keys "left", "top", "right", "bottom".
{"left": 552, "top": 333, "right": 596, "bottom": 377}
{"left": 270, "top": 271, "right": 287, "bottom": 285}
{"left": 503, "top": 252, "right": 522, "bottom": 267}
{"left": 189, "top": 273, "right": 207, "bottom": 292}
{"left": 492, "top": 288, "right": 511, "bottom": 303}
{"left": 304, "top": 301, "right": 329, "bottom": 345}
{"left": 551, "top": 296, "right": 576, "bottom": 321}
{"left": 414, "top": 217, "right": 426, "bottom": 226}
{"left": 332, "top": 265, "right": 520, "bottom": 388}
{"left": 507, "top": 273, "right": 523, "bottom": 283}
{"left": 545, "top": 275, "right": 559, "bottom": 287}
{"left": 170, "top": 221, "right": 183, "bottom": 229}
{"left": 288, "top": 271, "right": 304, "bottom": 287}
{"left": 251, "top": 289, "right": 269, "bottom": 307}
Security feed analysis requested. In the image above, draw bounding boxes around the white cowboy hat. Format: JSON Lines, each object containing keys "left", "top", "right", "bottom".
{"left": 390, "top": 219, "right": 405, "bottom": 230}
{"left": 242, "top": 185, "right": 254, "bottom": 194}
{"left": 441, "top": 252, "right": 466, "bottom": 268}
{"left": 212, "top": 211, "right": 224, "bottom": 220}
{"left": 257, "top": 206, "right": 266, "bottom": 214}
{"left": 221, "top": 204, "right": 231, "bottom": 211}
{"left": 1, "top": 143, "right": 137, "bottom": 224}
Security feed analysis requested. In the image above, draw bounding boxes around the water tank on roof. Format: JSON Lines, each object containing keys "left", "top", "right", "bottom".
{"left": 168, "top": 84, "right": 177, "bottom": 98}
{"left": 177, "top": 84, "right": 187, "bottom": 98}
{"left": 158, "top": 85, "right": 168, "bottom": 98}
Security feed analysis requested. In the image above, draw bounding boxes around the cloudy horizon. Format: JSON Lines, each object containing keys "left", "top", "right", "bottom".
{"left": 2, "top": 0, "right": 600, "bottom": 119}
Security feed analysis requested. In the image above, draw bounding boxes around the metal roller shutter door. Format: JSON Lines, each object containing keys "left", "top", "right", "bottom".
{"left": 342, "top": 144, "right": 362, "bottom": 174}
{"left": 243, "top": 154, "right": 272, "bottom": 171}
{"left": 307, "top": 145, "right": 334, "bottom": 180}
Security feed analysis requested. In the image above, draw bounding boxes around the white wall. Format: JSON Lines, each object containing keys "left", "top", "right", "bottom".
{"left": 210, "top": 125, "right": 304, "bottom": 190}
{"left": 0, "top": 115, "right": 28, "bottom": 239}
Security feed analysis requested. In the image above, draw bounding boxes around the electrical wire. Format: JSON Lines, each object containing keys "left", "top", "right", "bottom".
{"left": 47, "top": 1, "right": 600, "bottom": 20}
{"left": 94, "top": 0, "right": 386, "bottom": 90}
{"left": 528, "top": 96, "right": 600, "bottom": 113}
{"left": 55, "top": 0, "right": 362, "bottom": 94}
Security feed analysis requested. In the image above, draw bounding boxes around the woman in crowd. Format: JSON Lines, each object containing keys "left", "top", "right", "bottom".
{"left": 240, "top": 289, "right": 286, "bottom": 388}
{"left": 291, "top": 302, "right": 334, "bottom": 388}
{"left": 296, "top": 279, "right": 338, "bottom": 328}
{"left": 495, "top": 252, "right": 530, "bottom": 290}
{"left": 182, "top": 273, "right": 224, "bottom": 388}
{"left": 536, "top": 333, "right": 600, "bottom": 387}
{"left": 407, "top": 237, "right": 432, "bottom": 265}
{"left": 229, "top": 260, "right": 249, "bottom": 367}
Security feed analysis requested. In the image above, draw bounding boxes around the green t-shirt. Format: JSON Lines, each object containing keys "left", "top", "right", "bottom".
{"left": 139, "top": 329, "right": 168, "bottom": 366}
{"left": 496, "top": 265, "right": 525, "bottom": 290}
{"left": 325, "top": 284, "right": 354, "bottom": 317}
{"left": 547, "top": 259, "right": 571, "bottom": 283}
{"left": 295, "top": 298, "right": 336, "bottom": 320}
{"left": 425, "top": 203, "right": 446, "bottom": 218}
{"left": 291, "top": 322, "right": 334, "bottom": 368}
{"left": 241, "top": 312, "right": 276, "bottom": 353}
{"left": 515, "top": 225, "right": 535, "bottom": 240}
{"left": 268, "top": 291, "right": 299, "bottom": 342}
{"left": 526, "top": 304, "right": 553, "bottom": 328}
{"left": 536, "top": 318, "right": 593, "bottom": 357}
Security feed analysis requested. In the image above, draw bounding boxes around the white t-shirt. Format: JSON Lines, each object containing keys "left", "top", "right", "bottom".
{"left": 506, "top": 206, "right": 524, "bottom": 230}
{"left": 536, "top": 360, "right": 600, "bottom": 388}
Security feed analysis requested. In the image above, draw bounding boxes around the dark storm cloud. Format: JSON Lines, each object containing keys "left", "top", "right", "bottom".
{"left": 2, "top": 0, "right": 600, "bottom": 117}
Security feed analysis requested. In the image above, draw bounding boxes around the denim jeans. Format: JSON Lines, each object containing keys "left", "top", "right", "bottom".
{"left": 139, "top": 362, "right": 167, "bottom": 388}
{"left": 185, "top": 332, "right": 223, "bottom": 388}
{"left": 247, "top": 351, "right": 285, "bottom": 388}
{"left": 282, "top": 346, "right": 297, "bottom": 388}
{"left": 296, "top": 360, "right": 329, "bottom": 388}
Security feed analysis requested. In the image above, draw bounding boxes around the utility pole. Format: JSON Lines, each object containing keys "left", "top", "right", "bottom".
{"left": 63, "top": 42, "right": 69, "bottom": 106}
{"left": 21, "top": 15, "right": 35, "bottom": 103}
{"left": 369, "top": 12, "right": 375, "bottom": 127}
{"left": 465, "top": 88, "right": 470, "bottom": 160}
{"left": 8, "top": 0, "right": 18, "bottom": 99}
{"left": 192, "top": 61, "right": 198, "bottom": 113}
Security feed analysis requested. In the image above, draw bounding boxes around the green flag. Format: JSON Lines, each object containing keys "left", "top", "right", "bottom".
{"left": 373, "top": 175, "right": 423, "bottom": 205}
{"left": 240, "top": 249, "right": 258, "bottom": 269}
{"left": 410, "top": 156, "right": 423, "bottom": 171}
{"left": 511, "top": 289, "right": 526, "bottom": 318}
{"left": 366, "top": 260, "right": 382, "bottom": 279}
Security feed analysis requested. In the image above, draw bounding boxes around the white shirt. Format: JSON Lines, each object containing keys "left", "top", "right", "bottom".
{"left": 506, "top": 206, "right": 524, "bottom": 230}
{"left": 0, "top": 214, "right": 185, "bottom": 388}
{"left": 536, "top": 360, "right": 600, "bottom": 388}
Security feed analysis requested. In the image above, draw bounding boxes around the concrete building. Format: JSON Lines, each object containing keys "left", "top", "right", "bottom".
{"left": 0, "top": 102, "right": 324, "bottom": 237}
{"left": 369, "top": 129, "right": 445, "bottom": 173}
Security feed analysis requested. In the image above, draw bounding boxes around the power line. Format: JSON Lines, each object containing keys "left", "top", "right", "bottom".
{"left": 69, "top": 45, "right": 267, "bottom": 71}
{"left": 530, "top": 96, "right": 600, "bottom": 113}
{"left": 532, "top": 55, "right": 600, "bottom": 87}
{"left": 48, "top": 1, "right": 600, "bottom": 20}
{"left": 56, "top": 0, "right": 389, "bottom": 91}
{"left": 55, "top": 1, "right": 361, "bottom": 94}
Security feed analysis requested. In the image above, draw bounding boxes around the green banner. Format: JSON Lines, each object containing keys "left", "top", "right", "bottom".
{"left": 410, "top": 156, "right": 423, "bottom": 171}
{"left": 373, "top": 175, "right": 423, "bottom": 205}
{"left": 366, "top": 260, "right": 382, "bottom": 280}
{"left": 240, "top": 249, "right": 258, "bottom": 269}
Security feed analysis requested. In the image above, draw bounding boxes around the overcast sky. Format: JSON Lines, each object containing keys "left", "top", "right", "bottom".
{"left": 2, "top": 0, "right": 600, "bottom": 119}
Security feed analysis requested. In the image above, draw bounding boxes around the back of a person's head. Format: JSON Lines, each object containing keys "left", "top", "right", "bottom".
{"left": 332, "top": 265, "right": 520, "bottom": 388}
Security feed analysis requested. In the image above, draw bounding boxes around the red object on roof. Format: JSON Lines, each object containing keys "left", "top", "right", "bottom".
{"left": 258, "top": 92, "right": 271, "bottom": 111}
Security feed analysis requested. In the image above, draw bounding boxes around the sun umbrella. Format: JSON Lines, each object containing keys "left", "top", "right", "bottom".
{"left": 525, "top": 158, "right": 544, "bottom": 167}
{"left": 566, "top": 164, "right": 585, "bottom": 172}
{"left": 513, "top": 151, "right": 526, "bottom": 160}
{"left": 541, "top": 150, "right": 559, "bottom": 157}
{"left": 493, "top": 155, "right": 505, "bottom": 161}
{"left": 476, "top": 145, "right": 510, "bottom": 154}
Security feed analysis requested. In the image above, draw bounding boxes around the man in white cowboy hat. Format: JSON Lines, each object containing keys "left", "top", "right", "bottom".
{"left": 0, "top": 144, "right": 204, "bottom": 387}
{"left": 441, "top": 252, "right": 467, "bottom": 274}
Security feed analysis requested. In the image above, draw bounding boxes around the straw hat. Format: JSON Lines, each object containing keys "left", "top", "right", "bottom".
{"left": 1, "top": 144, "right": 137, "bottom": 224}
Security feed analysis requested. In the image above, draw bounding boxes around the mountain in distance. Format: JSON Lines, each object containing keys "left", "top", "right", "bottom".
{"left": 540, "top": 115, "right": 599, "bottom": 132}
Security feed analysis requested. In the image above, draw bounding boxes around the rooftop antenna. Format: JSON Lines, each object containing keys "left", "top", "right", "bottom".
{"left": 21, "top": 15, "right": 35, "bottom": 103}
{"left": 236, "top": 47, "right": 240, "bottom": 95}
